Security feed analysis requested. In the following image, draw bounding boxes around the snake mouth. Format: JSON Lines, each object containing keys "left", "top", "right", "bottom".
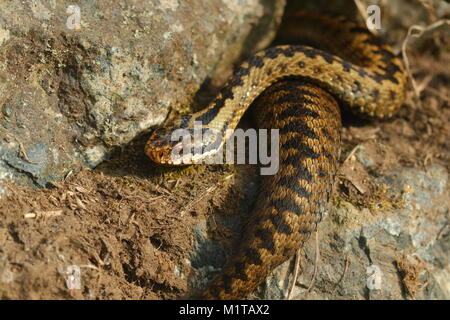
{"left": 145, "top": 128, "right": 223, "bottom": 165}
{"left": 144, "top": 140, "right": 169, "bottom": 165}
{"left": 146, "top": 149, "right": 173, "bottom": 165}
{"left": 145, "top": 143, "right": 220, "bottom": 166}
{"left": 145, "top": 140, "right": 188, "bottom": 166}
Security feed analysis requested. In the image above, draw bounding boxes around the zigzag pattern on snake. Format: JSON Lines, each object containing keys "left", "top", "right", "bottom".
{"left": 145, "top": 11, "right": 407, "bottom": 299}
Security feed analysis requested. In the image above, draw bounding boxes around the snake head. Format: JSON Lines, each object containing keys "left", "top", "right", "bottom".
{"left": 145, "top": 116, "right": 222, "bottom": 165}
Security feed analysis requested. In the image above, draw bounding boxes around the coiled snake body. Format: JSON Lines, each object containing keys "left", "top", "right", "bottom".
{"left": 145, "top": 11, "right": 406, "bottom": 299}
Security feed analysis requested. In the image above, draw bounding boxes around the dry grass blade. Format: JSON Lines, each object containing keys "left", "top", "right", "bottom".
{"left": 287, "top": 248, "right": 301, "bottom": 300}
{"left": 401, "top": 19, "right": 450, "bottom": 106}
{"left": 24, "top": 209, "right": 63, "bottom": 219}
{"left": 306, "top": 230, "right": 320, "bottom": 293}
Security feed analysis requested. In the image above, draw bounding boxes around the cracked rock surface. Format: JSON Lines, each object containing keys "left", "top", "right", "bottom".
{"left": 253, "top": 164, "right": 449, "bottom": 300}
{"left": 0, "top": 0, "right": 283, "bottom": 187}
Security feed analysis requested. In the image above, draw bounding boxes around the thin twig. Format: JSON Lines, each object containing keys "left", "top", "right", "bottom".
{"left": 24, "top": 209, "right": 63, "bottom": 219}
{"left": 354, "top": 0, "right": 369, "bottom": 22}
{"left": 333, "top": 254, "right": 350, "bottom": 291}
{"left": 18, "top": 141, "right": 40, "bottom": 164}
{"left": 180, "top": 185, "right": 217, "bottom": 216}
{"left": 401, "top": 19, "right": 450, "bottom": 106}
{"left": 306, "top": 230, "right": 320, "bottom": 294}
{"left": 342, "top": 144, "right": 361, "bottom": 165}
{"left": 287, "top": 248, "right": 301, "bottom": 300}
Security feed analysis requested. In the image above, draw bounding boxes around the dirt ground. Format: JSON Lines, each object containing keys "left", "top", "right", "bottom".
{"left": 0, "top": 23, "right": 449, "bottom": 299}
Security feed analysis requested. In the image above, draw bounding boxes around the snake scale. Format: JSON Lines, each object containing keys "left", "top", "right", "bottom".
{"left": 145, "top": 11, "right": 407, "bottom": 299}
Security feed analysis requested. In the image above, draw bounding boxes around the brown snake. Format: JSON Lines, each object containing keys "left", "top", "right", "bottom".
{"left": 145, "top": 11, "right": 407, "bottom": 299}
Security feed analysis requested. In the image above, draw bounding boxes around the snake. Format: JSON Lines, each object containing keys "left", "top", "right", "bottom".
{"left": 144, "top": 11, "right": 407, "bottom": 299}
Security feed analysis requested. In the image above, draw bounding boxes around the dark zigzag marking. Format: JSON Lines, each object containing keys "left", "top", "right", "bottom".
{"left": 279, "top": 63, "right": 288, "bottom": 73}
{"left": 222, "top": 274, "right": 233, "bottom": 294}
{"left": 281, "top": 46, "right": 296, "bottom": 57}
{"left": 268, "top": 214, "right": 293, "bottom": 235}
{"left": 273, "top": 92, "right": 319, "bottom": 106}
{"left": 233, "top": 261, "right": 248, "bottom": 281}
{"left": 280, "top": 126, "right": 318, "bottom": 144}
{"left": 270, "top": 197, "right": 304, "bottom": 216}
{"left": 273, "top": 79, "right": 327, "bottom": 92}
{"left": 349, "top": 26, "right": 373, "bottom": 35}
{"left": 197, "top": 98, "right": 225, "bottom": 125}
{"left": 373, "top": 48, "right": 397, "bottom": 59}
{"left": 248, "top": 55, "right": 264, "bottom": 68}
{"left": 278, "top": 175, "right": 311, "bottom": 199}
{"left": 293, "top": 46, "right": 319, "bottom": 59}
{"left": 286, "top": 140, "right": 320, "bottom": 160}
{"left": 340, "top": 60, "right": 371, "bottom": 80}
{"left": 278, "top": 110, "right": 319, "bottom": 129}
{"left": 196, "top": 66, "right": 250, "bottom": 124}
{"left": 277, "top": 104, "right": 320, "bottom": 121}
{"left": 264, "top": 47, "right": 284, "bottom": 59}
{"left": 317, "top": 169, "right": 331, "bottom": 177}
{"left": 353, "top": 80, "right": 362, "bottom": 93}
{"left": 389, "top": 89, "right": 397, "bottom": 100}
{"left": 319, "top": 126, "right": 337, "bottom": 140}
{"left": 290, "top": 45, "right": 337, "bottom": 65}
{"left": 371, "top": 89, "right": 380, "bottom": 98}
{"left": 254, "top": 228, "right": 276, "bottom": 254}
{"left": 282, "top": 154, "right": 313, "bottom": 181}
{"left": 341, "top": 60, "right": 352, "bottom": 72}
{"left": 245, "top": 248, "right": 263, "bottom": 265}
{"left": 322, "top": 150, "right": 334, "bottom": 159}
{"left": 363, "top": 36, "right": 384, "bottom": 46}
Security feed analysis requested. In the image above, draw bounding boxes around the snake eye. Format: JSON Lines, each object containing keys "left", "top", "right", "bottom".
{"left": 171, "top": 143, "right": 184, "bottom": 155}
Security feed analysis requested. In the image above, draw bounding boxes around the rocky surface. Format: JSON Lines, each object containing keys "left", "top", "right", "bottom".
{"left": 0, "top": 0, "right": 284, "bottom": 187}
{"left": 188, "top": 157, "right": 449, "bottom": 299}
{"left": 185, "top": 0, "right": 450, "bottom": 300}
{"left": 264, "top": 164, "right": 448, "bottom": 300}
{"left": 0, "top": 0, "right": 447, "bottom": 301}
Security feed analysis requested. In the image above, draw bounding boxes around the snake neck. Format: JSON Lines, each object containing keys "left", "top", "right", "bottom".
{"left": 187, "top": 13, "right": 406, "bottom": 140}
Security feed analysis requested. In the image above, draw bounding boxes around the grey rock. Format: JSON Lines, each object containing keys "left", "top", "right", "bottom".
{"left": 283, "top": 165, "right": 448, "bottom": 300}
{"left": 0, "top": 0, "right": 284, "bottom": 187}
{"left": 355, "top": 145, "right": 375, "bottom": 167}
{"left": 190, "top": 164, "right": 449, "bottom": 299}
